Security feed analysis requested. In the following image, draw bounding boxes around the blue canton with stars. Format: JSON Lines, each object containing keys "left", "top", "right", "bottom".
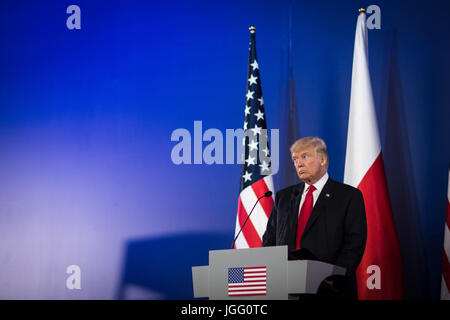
{"left": 240, "top": 27, "right": 272, "bottom": 191}
{"left": 228, "top": 267, "right": 244, "bottom": 283}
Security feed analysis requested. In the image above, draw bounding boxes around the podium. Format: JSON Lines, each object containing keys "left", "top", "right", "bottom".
{"left": 192, "top": 245, "right": 345, "bottom": 300}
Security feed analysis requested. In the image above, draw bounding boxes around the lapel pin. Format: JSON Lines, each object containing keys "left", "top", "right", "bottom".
{"left": 325, "top": 193, "right": 330, "bottom": 198}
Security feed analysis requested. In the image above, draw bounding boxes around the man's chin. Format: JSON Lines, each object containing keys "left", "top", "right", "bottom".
{"left": 298, "top": 175, "right": 310, "bottom": 182}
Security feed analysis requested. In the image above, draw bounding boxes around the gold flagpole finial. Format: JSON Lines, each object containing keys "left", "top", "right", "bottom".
{"left": 249, "top": 26, "right": 256, "bottom": 33}
{"left": 358, "top": 7, "right": 366, "bottom": 13}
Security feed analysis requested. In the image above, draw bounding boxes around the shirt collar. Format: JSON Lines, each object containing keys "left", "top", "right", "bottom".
{"left": 304, "top": 171, "right": 329, "bottom": 195}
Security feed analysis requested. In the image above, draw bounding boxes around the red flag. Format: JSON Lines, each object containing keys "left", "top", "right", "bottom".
{"left": 441, "top": 168, "right": 450, "bottom": 300}
{"left": 344, "top": 9, "right": 403, "bottom": 299}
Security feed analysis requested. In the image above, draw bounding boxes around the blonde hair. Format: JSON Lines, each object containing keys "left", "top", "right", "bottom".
{"left": 290, "top": 137, "right": 329, "bottom": 168}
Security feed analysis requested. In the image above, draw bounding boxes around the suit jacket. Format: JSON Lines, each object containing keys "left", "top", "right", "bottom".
{"left": 262, "top": 177, "right": 367, "bottom": 276}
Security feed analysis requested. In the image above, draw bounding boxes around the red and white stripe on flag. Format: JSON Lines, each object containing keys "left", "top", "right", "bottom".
{"left": 344, "top": 10, "right": 403, "bottom": 299}
{"left": 234, "top": 176, "right": 274, "bottom": 248}
{"left": 441, "top": 169, "right": 450, "bottom": 300}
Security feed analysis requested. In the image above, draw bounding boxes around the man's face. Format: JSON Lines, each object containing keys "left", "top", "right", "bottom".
{"left": 291, "top": 145, "right": 327, "bottom": 184}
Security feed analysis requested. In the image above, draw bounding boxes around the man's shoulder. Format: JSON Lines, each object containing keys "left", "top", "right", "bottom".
{"left": 275, "top": 183, "right": 303, "bottom": 198}
{"left": 327, "top": 178, "right": 363, "bottom": 197}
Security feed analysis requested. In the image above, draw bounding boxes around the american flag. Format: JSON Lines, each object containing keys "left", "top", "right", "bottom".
{"left": 233, "top": 26, "right": 275, "bottom": 249}
{"left": 228, "top": 266, "right": 267, "bottom": 296}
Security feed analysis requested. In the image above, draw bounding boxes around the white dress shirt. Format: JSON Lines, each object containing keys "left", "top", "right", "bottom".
{"left": 298, "top": 172, "right": 329, "bottom": 217}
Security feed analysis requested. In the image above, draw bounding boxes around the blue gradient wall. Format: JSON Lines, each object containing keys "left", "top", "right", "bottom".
{"left": 0, "top": 0, "right": 448, "bottom": 299}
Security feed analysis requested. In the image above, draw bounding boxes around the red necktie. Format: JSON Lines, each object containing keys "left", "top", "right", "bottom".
{"left": 295, "top": 185, "right": 316, "bottom": 249}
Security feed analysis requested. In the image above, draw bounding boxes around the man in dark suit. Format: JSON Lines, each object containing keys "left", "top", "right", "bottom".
{"left": 262, "top": 137, "right": 367, "bottom": 299}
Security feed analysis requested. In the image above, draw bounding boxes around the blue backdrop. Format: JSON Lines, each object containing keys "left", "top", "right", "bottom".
{"left": 0, "top": 0, "right": 448, "bottom": 299}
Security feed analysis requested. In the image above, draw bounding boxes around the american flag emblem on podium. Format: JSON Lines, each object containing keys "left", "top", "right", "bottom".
{"left": 227, "top": 266, "right": 267, "bottom": 296}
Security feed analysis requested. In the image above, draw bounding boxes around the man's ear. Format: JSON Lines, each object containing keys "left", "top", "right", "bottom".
{"left": 320, "top": 155, "right": 328, "bottom": 167}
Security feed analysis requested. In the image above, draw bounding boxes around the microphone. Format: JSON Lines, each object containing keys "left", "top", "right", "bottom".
{"left": 232, "top": 190, "right": 273, "bottom": 249}
{"left": 263, "top": 190, "right": 273, "bottom": 197}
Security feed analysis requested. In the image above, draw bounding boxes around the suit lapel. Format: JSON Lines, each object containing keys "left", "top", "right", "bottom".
{"left": 302, "top": 178, "right": 335, "bottom": 238}
{"left": 287, "top": 183, "right": 304, "bottom": 248}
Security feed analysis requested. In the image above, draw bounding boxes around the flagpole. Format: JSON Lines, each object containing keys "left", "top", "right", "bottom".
{"left": 235, "top": 24, "right": 275, "bottom": 249}
{"left": 345, "top": 5, "right": 404, "bottom": 299}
